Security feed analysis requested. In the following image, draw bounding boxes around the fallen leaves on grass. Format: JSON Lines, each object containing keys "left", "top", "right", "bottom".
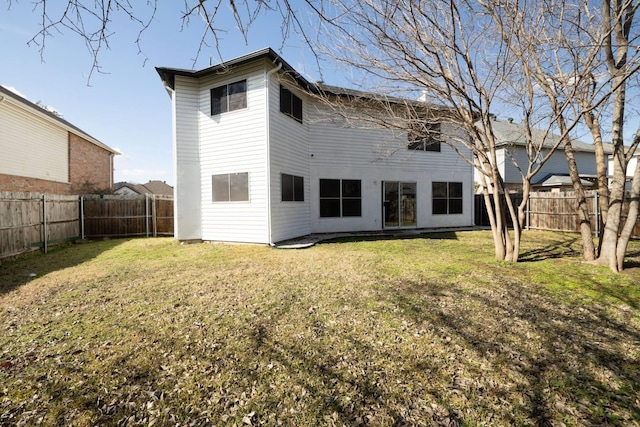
{"left": 0, "top": 232, "right": 639, "bottom": 426}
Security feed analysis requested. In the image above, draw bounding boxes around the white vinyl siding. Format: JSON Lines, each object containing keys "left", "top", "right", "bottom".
{"left": 173, "top": 77, "right": 202, "bottom": 240}
{"left": 198, "top": 63, "right": 270, "bottom": 243}
{"left": 168, "top": 57, "right": 475, "bottom": 244}
{"left": 0, "top": 99, "right": 68, "bottom": 182}
{"left": 503, "top": 147, "right": 598, "bottom": 185}
{"left": 309, "top": 107, "right": 473, "bottom": 232}
{"left": 268, "top": 77, "right": 311, "bottom": 242}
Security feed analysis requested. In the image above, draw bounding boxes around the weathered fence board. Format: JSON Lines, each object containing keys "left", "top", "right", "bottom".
{"left": 527, "top": 191, "right": 598, "bottom": 234}
{"left": 80, "top": 195, "right": 174, "bottom": 238}
{"left": 0, "top": 192, "right": 80, "bottom": 258}
{"left": 0, "top": 192, "right": 174, "bottom": 260}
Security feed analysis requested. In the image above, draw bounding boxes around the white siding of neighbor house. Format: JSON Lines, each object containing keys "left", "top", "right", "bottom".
{"left": 0, "top": 97, "right": 68, "bottom": 183}
{"left": 198, "top": 62, "right": 270, "bottom": 243}
{"left": 268, "top": 77, "right": 312, "bottom": 243}
{"left": 173, "top": 77, "right": 202, "bottom": 240}
{"left": 503, "top": 147, "right": 597, "bottom": 185}
{"left": 608, "top": 153, "right": 638, "bottom": 189}
{"left": 308, "top": 107, "right": 474, "bottom": 233}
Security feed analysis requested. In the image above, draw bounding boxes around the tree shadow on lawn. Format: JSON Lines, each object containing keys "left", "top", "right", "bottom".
{"left": 388, "top": 279, "right": 640, "bottom": 426}
{"left": 236, "top": 275, "right": 640, "bottom": 425}
{"left": 0, "top": 238, "right": 127, "bottom": 296}
{"left": 5, "top": 276, "right": 639, "bottom": 426}
{"left": 518, "top": 234, "right": 582, "bottom": 262}
{"left": 319, "top": 231, "right": 460, "bottom": 245}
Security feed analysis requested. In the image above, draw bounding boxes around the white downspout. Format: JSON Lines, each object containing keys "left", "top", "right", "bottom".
{"left": 265, "top": 62, "right": 283, "bottom": 245}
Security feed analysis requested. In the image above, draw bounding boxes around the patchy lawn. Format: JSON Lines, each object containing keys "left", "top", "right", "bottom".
{"left": 0, "top": 231, "right": 639, "bottom": 426}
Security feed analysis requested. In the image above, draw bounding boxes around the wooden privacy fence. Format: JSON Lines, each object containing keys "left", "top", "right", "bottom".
{"left": 475, "top": 191, "right": 640, "bottom": 238}
{"left": 0, "top": 192, "right": 174, "bottom": 260}
{"left": 81, "top": 195, "right": 174, "bottom": 239}
{"left": 0, "top": 192, "right": 80, "bottom": 259}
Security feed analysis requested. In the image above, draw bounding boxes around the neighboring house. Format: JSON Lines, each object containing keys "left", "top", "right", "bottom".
{"left": 0, "top": 85, "right": 119, "bottom": 194}
{"left": 475, "top": 117, "right": 611, "bottom": 193}
{"left": 608, "top": 151, "right": 639, "bottom": 190}
{"left": 114, "top": 180, "right": 174, "bottom": 196}
{"left": 156, "top": 48, "right": 474, "bottom": 244}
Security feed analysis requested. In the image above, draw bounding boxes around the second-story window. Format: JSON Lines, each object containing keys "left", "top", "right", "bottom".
{"left": 408, "top": 122, "right": 441, "bottom": 152}
{"left": 280, "top": 85, "right": 303, "bottom": 123}
{"left": 211, "top": 80, "right": 247, "bottom": 115}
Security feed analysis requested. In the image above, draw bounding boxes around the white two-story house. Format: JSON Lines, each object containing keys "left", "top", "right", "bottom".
{"left": 156, "top": 48, "right": 474, "bottom": 244}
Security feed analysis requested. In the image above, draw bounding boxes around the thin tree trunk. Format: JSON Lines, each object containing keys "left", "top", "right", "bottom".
{"left": 597, "top": 153, "right": 627, "bottom": 271}
{"left": 583, "top": 110, "right": 609, "bottom": 256}
{"left": 503, "top": 190, "right": 521, "bottom": 262}
{"left": 616, "top": 161, "right": 640, "bottom": 270}
{"left": 564, "top": 140, "right": 597, "bottom": 261}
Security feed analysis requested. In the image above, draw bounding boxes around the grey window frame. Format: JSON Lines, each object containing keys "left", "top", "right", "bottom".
{"left": 281, "top": 173, "right": 304, "bottom": 202}
{"left": 211, "top": 80, "right": 247, "bottom": 116}
{"left": 319, "top": 179, "right": 362, "bottom": 217}
{"left": 212, "top": 172, "right": 249, "bottom": 202}
{"left": 408, "top": 122, "right": 442, "bottom": 152}
{"left": 280, "top": 85, "right": 303, "bottom": 123}
{"left": 432, "top": 181, "right": 463, "bottom": 215}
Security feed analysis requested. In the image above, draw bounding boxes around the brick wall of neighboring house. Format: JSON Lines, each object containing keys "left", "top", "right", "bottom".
{"left": 0, "top": 173, "right": 72, "bottom": 194}
{"left": 68, "top": 133, "right": 114, "bottom": 194}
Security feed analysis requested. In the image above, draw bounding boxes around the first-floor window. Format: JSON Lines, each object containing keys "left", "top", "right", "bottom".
{"left": 320, "top": 179, "right": 362, "bottom": 217}
{"left": 282, "top": 173, "right": 304, "bottom": 201}
{"left": 212, "top": 172, "right": 249, "bottom": 202}
{"left": 432, "top": 182, "right": 463, "bottom": 214}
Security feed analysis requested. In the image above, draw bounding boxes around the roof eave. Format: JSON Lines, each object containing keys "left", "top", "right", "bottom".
{"left": 156, "top": 47, "right": 315, "bottom": 92}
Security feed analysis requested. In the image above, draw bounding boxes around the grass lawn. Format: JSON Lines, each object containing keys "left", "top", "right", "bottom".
{"left": 1, "top": 230, "right": 639, "bottom": 426}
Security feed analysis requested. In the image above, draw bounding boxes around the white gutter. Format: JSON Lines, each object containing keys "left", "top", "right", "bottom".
{"left": 265, "top": 62, "right": 283, "bottom": 246}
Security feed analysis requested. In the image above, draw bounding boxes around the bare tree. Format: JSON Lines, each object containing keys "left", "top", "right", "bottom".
{"left": 17, "top": 0, "right": 639, "bottom": 267}
{"left": 12, "top": 0, "right": 322, "bottom": 81}
{"left": 482, "top": 0, "right": 640, "bottom": 271}
{"left": 14, "top": 0, "right": 570, "bottom": 262}
{"left": 303, "top": 0, "right": 583, "bottom": 262}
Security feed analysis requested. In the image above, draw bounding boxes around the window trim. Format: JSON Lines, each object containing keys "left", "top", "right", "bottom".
{"left": 212, "top": 172, "right": 250, "bottom": 202}
{"left": 432, "top": 181, "right": 463, "bottom": 215}
{"left": 281, "top": 173, "right": 304, "bottom": 202}
{"left": 319, "top": 179, "right": 362, "bottom": 218}
{"left": 211, "top": 79, "right": 248, "bottom": 116}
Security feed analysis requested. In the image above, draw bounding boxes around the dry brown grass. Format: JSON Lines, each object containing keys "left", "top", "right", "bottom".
{"left": 0, "top": 231, "right": 639, "bottom": 426}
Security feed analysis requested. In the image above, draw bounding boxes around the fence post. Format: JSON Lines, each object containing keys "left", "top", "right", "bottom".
{"left": 80, "top": 196, "right": 85, "bottom": 240}
{"left": 145, "top": 193, "right": 150, "bottom": 238}
{"left": 594, "top": 191, "right": 599, "bottom": 237}
{"left": 42, "top": 194, "right": 48, "bottom": 254}
{"left": 152, "top": 195, "right": 157, "bottom": 237}
{"left": 526, "top": 194, "right": 530, "bottom": 230}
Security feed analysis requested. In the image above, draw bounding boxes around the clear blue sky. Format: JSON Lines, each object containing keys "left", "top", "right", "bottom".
{"left": 0, "top": 2, "right": 324, "bottom": 186}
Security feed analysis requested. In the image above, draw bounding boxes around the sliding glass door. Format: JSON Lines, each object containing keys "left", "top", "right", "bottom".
{"left": 383, "top": 182, "right": 416, "bottom": 228}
